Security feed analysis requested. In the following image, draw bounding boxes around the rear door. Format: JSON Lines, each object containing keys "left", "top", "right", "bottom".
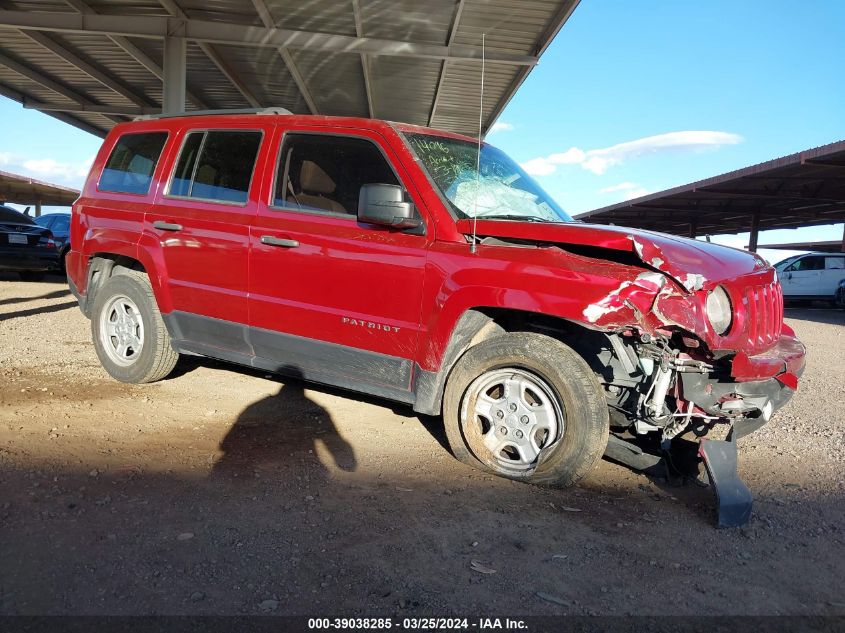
{"left": 145, "top": 126, "right": 267, "bottom": 358}
{"left": 248, "top": 126, "right": 431, "bottom": 400}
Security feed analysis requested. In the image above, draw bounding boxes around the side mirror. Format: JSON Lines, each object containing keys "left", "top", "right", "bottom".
{"left": 358, "top": 183, "right": 420, "bottom": 230}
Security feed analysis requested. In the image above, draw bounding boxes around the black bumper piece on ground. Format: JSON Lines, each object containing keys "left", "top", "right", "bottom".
{"left": 699, "top": 435, "right": 753, "bottom": 528}
{"left": 604, "top": 432, "right": 754, "bottom": 528}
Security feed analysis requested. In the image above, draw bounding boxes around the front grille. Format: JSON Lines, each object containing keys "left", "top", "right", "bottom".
{"left": 744, "top": 280, "right": 783, "bottom": 350}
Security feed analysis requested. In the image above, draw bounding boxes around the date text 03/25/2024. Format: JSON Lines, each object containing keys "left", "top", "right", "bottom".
{"left": 307, "top": 618, "right": 527, "bottom": 630}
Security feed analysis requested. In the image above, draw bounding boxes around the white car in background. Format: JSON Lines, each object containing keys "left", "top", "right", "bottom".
{"left": 773, "top": 252, "right": 845, "bottom": 306}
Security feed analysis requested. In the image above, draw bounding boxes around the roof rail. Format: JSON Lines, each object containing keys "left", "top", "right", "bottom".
{"left": 133, "top": 107, "right": 293, "bottom": 121}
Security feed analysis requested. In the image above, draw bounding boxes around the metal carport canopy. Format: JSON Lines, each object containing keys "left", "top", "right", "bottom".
{"left": 575, "top": 139, "right": 845, "bottom": 251}
{"left": 0, "top": 0, "right": 579, "bottom": 138}
{"left": 754, "top": 240, "right": 845, "bottom": 254}
{"left": 0, "top": 168, "right": 79, "bottom": 211}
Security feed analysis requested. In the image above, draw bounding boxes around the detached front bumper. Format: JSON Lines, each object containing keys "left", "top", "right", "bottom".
{"left": 681, "top": 332, "right": 806, "bottom": 439}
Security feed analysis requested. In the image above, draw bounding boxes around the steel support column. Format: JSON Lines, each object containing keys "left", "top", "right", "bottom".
{"left": 162, "top": 36, "right": 186, "bottom": 114}
{"left": 688, "top": 220, "right": 697, "bottom": 239}
{"left": 841, "top": 223, "right": 845, "bottom": 253}
{"left": 748, "top": 210, "right": 761, "bottom": 252}
{"left": 35, "top": 200, "right": 42, "bottom": 217}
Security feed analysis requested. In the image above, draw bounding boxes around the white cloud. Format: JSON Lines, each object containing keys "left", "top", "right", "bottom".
{"left": 520, "top": 157, "right": 557, "bottom": 176}
{"left": 622, "top": 187, "right": 650, "bottom": 200}
{"left": 521, "top": 130, "right": 743, "bottom": 176}
{"left": 22, "top": 156, "right": 92, "bottom": 182}
{"left": 0, "top": 152, "right": 93, "bottom": 186}
{"left": 488, "top": 121, "right": 514, "bottom": 134}
{"left": 597, "top": 181, "right": 650, "bottom": 203}
{"left": 599, "top": 182, "right": 640, "bottom": 194}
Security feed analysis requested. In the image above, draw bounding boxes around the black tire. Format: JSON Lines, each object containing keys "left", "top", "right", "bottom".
{"left": 443, "top": 332, "right": 609, "bottom": 487}
{"left": 19, "top": 271, "right": 46, "bottom": 282}
{"left": 90, "top": 270, "right": 179, "bottom": 383}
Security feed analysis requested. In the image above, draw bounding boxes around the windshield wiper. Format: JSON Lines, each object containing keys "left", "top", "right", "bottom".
{"left": 478, "top": 214, "right": 553, "bottom": 223}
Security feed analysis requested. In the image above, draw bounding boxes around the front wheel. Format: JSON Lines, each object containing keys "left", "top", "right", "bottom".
{"left": 442, "top": 332, "right": 609, "bottom": 487}
{"left": 90, "top": 270, "right": 179, "bottom": 383}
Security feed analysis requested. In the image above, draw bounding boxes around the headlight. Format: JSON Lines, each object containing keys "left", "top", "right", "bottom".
{"left": 705, "top": 286, "right": 732, "bottom": 335}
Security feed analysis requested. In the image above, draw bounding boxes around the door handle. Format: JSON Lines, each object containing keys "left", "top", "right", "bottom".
{"left": 260, "top": 235, "right": 300, "bottom": 248}
{"left": 152, "top": 220, "right": 183, "bottom": 231}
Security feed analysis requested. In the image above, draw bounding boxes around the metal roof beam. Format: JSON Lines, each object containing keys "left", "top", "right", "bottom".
{"left": 351, "top": 0, "right": 374, "bottom": 118}
{"left": 251, "top": 0, "right": 317, "bottom": 114}
{"left": 0, "top": 46, "right": 122, "bottom": 124}
{"left": 0, "top": 9, "right": 538, "bottom": 65}
{"left": 699, "top": 188, "right": 844, "bottom": 204}
{"left": 0, "top": 1, "right": 153, "bottom": 107}
{"left": 22, "top": 101, "right": 156, "bottom": 116}
{"left": 0, "top": 81, "right": 108, "bottom": 136}
{"left": 12, "top": 30, "right": 154, "bottom": 108}
{"left": 484, "top": 0, "right": 580, "bottom": 133}
{"left": 429, "top": 0, "right": 465, "bottom": 126}
{"left": 198, "top": 42, "right": 262, "bottom": 108}
{"left": 156, "top": 0, "right": 262, "bottom": 109}
{"left": 62, "top": 0, "right": 209, "bottom": 110}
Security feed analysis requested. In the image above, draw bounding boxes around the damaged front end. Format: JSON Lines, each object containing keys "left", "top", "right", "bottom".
{"left": 579, "top": 239, "right": 805, "bottom": 527}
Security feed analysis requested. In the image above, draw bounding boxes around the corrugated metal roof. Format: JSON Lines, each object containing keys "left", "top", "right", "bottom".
{"left": 0, "top": 0, "right": 580, "bottom": 137}
{"left": 575, "top": 140, "right": 845, "bottom": 238}
{"left": 0, "top": 168, "right": 79, "bottom": 205}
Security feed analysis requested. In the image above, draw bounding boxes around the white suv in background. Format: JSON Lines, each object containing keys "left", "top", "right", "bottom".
{"left": 774, "top": 252, "right": 845, "bottom": 306}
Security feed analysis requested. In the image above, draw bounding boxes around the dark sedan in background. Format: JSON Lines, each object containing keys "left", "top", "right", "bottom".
{"left": 0, "top": 205, "right": 61, "bottom": 281}
{"left": 34, "top": 212, "right": 71, "bottom": 270}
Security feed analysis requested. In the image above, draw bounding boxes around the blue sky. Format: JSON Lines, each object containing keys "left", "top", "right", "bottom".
{"left": 1, "top": 0, "right": 843, "bottom": 263}
{"left": 487, "top": 0, "right": 845, "bottom": 262}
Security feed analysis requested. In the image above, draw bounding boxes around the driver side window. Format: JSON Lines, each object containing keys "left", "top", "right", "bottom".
{"left": 271, "top": 133, "right": 399, "bottom": 216}
{"left": 789, "top": 256, "right": 824, "bottom": 272}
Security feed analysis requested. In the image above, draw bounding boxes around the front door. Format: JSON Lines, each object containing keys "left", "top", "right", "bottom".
{"left": 782, "top": 255, "right": 825, "bottom": 296}
{"left": 248, "top": 128, "right": 430, "bottom": 401}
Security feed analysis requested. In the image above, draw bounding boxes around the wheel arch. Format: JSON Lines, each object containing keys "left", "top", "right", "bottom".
{"left": 413, "top": 305, "right": 616, "bottom": 416}
{"left": 81, "top": 252, "right": 169, "bottom": 318}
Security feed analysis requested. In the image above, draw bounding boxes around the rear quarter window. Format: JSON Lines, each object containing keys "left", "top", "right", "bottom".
{"left": 98, "top": 132, "right": 168, "bottom": 195}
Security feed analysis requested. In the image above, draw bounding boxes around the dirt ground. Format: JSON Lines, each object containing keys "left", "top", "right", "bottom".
{"left": 1, "top": 273, "right": 843, "bottom": 616}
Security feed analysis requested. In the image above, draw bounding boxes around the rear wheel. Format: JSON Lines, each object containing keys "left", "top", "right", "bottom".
{"left": 442, "top": 332, "right": 609, "bottom": 487}
{"left": 91, "top": 270, "right": 178, "bottom": 383}
{"left": 19, "top": 271, "right": 45, "bottom": 282}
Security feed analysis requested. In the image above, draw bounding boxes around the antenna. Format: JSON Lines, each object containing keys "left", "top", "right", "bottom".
{"left": 470, "top": 33, "right": 485, "bottom": 254}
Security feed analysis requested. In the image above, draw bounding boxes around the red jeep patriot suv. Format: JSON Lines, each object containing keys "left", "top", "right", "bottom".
{"left": 67, "top": 110, "right": 805, "bottom": 526}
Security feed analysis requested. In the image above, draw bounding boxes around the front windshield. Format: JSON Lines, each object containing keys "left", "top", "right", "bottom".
{"left": 404, "top": 132, "right": 572, "bottom": 223}
{"left": 773, "top": 256, "right": 799, "bottom": 271}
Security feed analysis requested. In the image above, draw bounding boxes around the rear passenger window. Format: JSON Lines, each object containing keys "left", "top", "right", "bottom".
{"left": 99, "top": 132, "right": 168, "bottom": 195}
{"left": 273, "top": 134, "right": 399, "bottom": 215}
{"left": 168, "top": 130, "right": 262, "bottom": 204}
{"left": 826, "top": 257, "right": 844, "bottom": 270}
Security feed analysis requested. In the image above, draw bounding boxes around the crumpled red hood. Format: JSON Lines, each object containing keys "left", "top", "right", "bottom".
{"left": 456, "top": 219, "right": 768, "bottom": 291}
